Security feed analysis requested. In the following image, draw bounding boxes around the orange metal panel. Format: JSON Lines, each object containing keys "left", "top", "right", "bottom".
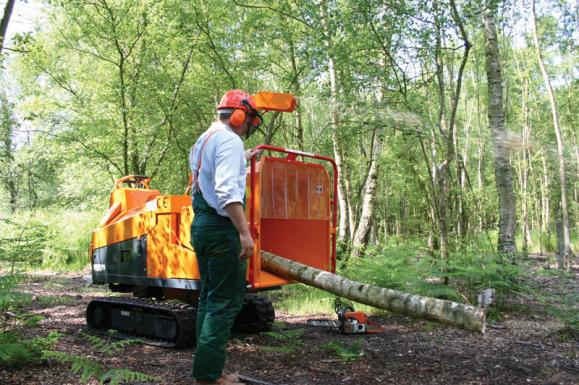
{"left": 258, "top": 158, "right": 330, "bottom": 220}
{"left": 260, "top": 218, "right": 331, "bottom": 270}
{"left": 92, "top": 212, "right": 153, "bottom": 249}
{"left": 249, "top": 156, "right": 332, "bottom": 289}
{"left": 147, "top": 212, "right": 199, "bottom": 280}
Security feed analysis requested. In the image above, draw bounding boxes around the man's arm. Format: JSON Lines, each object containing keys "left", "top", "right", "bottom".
{"left": 224, "top": 202, "right": 254, "bottom": 260}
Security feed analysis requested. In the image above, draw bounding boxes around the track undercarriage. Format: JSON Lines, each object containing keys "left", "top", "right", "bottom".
{"left": 86, "top": 291, "right": 275, "bottom": 348}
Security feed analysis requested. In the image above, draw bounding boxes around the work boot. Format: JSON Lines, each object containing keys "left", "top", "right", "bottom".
{"left": 221, "top": 371, "right": 240, "bottom": 383}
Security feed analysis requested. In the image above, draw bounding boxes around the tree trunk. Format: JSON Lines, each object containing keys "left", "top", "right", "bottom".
{"left": 352, "top": 127, "right": 385, "bottom": 256}
{"left": 521, "top": 79, "right": 532, "bottom": 255}
{"left": 261, "top": 252, "right": 486, "bottom": 333}
{"left": 0, "top": 0, "right": 15, "bottom": 53}
{"left": 433, "top": 0, "right": 450, "bottom": 283}
{"left": 483, "top": 6, "right": 517, "bottom": 255}
{"left": 319, "top": 0, "right": 350, "bottom": 243}
{"left": 541, "top": 154, "right": 550, "bottom": 233}
{"left": 530, "top": 0, "right": 574, "bottom": 270}
{"left": 0, "top": 91, "right": 18, "bottom": 212}
{"left": 287, "top": 37, "right": 304, "bottom": 150}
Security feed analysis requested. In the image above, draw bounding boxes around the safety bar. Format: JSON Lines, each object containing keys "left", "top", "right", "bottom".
{"left": 114, "top": 175, "right": 151, "bottom": 190}
{"left": 249, "top": 144, "right": 338, "bottom": 273}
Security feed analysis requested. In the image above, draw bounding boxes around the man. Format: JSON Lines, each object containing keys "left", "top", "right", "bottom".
{"left": 189, "top": 90, "right": 262, "bottom": 385}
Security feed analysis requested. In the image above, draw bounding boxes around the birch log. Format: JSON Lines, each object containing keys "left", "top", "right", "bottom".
{"left": 261, "top": 252, "right": 486, "bottom": 333}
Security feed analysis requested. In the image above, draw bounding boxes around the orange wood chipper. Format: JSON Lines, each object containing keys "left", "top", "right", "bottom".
{"left": 86, "top": 92, "right": 338, "bottom": 347}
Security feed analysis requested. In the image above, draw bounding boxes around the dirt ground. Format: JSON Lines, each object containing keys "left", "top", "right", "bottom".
{"left": 1, "top": 263, "right": 578, "bottom": 385}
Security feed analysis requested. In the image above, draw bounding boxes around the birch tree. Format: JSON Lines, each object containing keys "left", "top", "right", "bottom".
{"left": 530, "top": 0, "right": 574, "bottom": 270}
{"left": 483, "top": 3, "right": 517, "bottom": 254}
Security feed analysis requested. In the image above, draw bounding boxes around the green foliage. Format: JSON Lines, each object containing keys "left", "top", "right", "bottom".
{"left": 0, "top": 274, "right": 34, "bottom": 329}
{"left": 545, "top": 290, "right": 579, "bottom": 337}
{"left": 0, "top": 331, "right": 60, "bottom": 368}
{"left": 100, "top": 368, "right": 160, "bottom": 385}
{"left": 0, "top": 217, "right": 48, "bottom": 268}
{"left": 44, "top": 332, "right": 154, "bottom": 385}
{"left": 345, "top": 240, "right": 530, "bottom": 304}
{"left": 81, "top": 331, "right": 142, "bottom": 356}
{"left": 261, "top": 327, "right": 305, "bottom": 354}
{"left": 0, "top": 290, "right": 32, "bottom": 311}
{"left": 0, "top": 209, "right": 100, "bottom": 270}
{"left": 43, "top": 352, "right": 158, "bottom": 385}
{"left": 19, "top": 313, "right": 45, "bottom": 327}
{"left": 323, "top": 340, "right": 363, "bottom": 361}
{"left": 0, "top": 342, "right": 43, "bottom": 367}
{"left": 0, "top": 274, "right": 22, "bottom": 292}
{"left": 43, "top": 351, "right": 105, "bottom": 383}
{"left": 35, "top": 295, "right": 77, "bottom": 307}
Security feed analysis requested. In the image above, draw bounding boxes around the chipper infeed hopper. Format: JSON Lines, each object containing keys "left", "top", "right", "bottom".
{"left": 87, "top": 145, "right": 338, "bottom": 347}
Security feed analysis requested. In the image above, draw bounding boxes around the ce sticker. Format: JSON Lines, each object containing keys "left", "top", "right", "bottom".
{"left": 157, "top": 196, "right": 169, "bottom": 209}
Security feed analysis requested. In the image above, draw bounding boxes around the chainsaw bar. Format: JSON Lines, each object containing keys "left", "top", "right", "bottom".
{"left": 306, "top": 319, "right": 339, "bottom": 328}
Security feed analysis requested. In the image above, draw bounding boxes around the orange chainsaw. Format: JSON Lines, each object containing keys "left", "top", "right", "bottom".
{"left": 307, "top": 299, "right": 383, "bottom": 334}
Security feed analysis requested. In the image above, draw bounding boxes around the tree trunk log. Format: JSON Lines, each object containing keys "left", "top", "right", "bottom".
{"left": 261, "top": 252, "right": 486, "bottom": 333}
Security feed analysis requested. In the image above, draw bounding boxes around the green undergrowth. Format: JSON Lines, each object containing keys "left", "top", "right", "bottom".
{"left": 43, "top": 331, "right": 157, "bottom": 385}
{"left": 260, "top": 323, "right": 305, "bottom": 354}
{"left": 0, "top": 273, "right": 155, "bottom": 384}
{"left": 276, "top": 239, "right": 535, "bottom": 317}
{"left": 0, "top": 209, "right": 100, "bottom": 271}
{"left": 258, "top": 322, "right": 365, "bottom": 361}
{"left": 0, "top": 331, "right": 61, "bottom": 367}
{"left": 0, "top": 274, "right": 62, "bottom": 368}
{"left": 344, "top": 240, "right": 532, "bottom": 304}
{"left": 323, "top": 340, "right": 364, "bottom": 361}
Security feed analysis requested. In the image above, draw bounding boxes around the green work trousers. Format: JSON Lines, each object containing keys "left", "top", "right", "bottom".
{"left": 191, "top": 195, "right": 246, "bottom": 381}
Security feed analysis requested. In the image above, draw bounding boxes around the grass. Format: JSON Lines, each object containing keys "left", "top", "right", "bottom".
{"left": 274, "top": 285, "right": 337, "bottom": 315}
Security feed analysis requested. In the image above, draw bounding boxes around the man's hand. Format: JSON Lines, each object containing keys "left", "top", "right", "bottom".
{"left": 224, "top": 202, "right": 255, "bottom": 260}
{"left": 238, "top": 230, "right": 254, "bottom": 260}
{"left": 245, "top": 148, "right": 261, "bottom": 161}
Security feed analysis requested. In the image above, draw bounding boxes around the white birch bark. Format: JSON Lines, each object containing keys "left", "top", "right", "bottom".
{"left": 261, "top": 252, "right": 486, "bottom": 333}
{"left": 319, "top": 0, "right": 350, "bottom": 242}
{"left": 352, "top": 127, "right": 385, "bottom": 256}
{"left": 483, "top": 6, "right": 517, "bottom": 254}
{"left": 530, "top": 0, "right": 574, "bottom": 270}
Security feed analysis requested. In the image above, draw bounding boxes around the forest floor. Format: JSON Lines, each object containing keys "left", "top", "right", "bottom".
{"left": 1, "top": 256, "right": 578, "bottom": 385}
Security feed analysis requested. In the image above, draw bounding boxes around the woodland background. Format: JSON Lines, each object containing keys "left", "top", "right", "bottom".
{"left": 0, "top": 1, "right": 577, "bottom": 383}
{"left": 0, "top": 0, "right": 576, "bottom": 269}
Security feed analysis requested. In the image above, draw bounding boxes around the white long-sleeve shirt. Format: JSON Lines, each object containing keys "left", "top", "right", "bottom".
{"left": 189, "top": 121, "right": 246, "bottom": 217}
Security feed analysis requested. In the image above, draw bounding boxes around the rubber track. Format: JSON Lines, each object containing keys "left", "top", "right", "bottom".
{"left": 234, "top": 294, "right": 275, "bottom": 332}
{"left": 86, "top": 296, "right": 196, "bottom": 348}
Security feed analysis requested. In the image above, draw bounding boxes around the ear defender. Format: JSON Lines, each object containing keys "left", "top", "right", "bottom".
{"left": 229, "top": 109, "right": 247, "bottom": 128}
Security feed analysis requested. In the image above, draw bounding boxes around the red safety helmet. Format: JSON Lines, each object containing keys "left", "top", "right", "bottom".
{"left": 217, "top": 90, "right": 263, "bottom": 137}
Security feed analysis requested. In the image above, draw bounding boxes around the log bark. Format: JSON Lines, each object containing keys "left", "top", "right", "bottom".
{"left": 261, "top": 252, "right": 486, "bottom": 333}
